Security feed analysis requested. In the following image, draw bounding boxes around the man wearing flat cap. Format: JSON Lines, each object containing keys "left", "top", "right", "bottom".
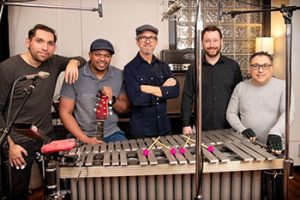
{"left": 124, "top": 24, "right": 179, "bottom": 138}
{"left": 60, "top": 39, "right": 130, "bottom": 144}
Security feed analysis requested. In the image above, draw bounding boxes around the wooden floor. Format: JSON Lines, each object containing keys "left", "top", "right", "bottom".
{"left": 288, "top": 166, "right": 300, "bottom": 200}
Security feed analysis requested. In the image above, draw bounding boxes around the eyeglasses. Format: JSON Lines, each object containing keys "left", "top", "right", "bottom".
{"left": 138, "top": 35, "right": 157, "bottom": 42}
{"left": 250, "top": 63, "right": 272, "bottom": 70}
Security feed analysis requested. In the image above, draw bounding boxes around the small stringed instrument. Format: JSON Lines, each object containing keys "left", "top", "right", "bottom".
{"left": 95, "top": 91, "right": 109, "bottom": 140}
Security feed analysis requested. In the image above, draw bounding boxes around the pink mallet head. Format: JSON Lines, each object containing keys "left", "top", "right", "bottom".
{"left": 143, "top": 149, "right": 149, "bottom": 156}
{"left": 207, "top": 145, "right": 214, "bottom": 152}
{"left": 179, "top": 147, "right": 186, "bottom": 154}
{"left": 170, "top": 148, "right": 177, "bottom": 155}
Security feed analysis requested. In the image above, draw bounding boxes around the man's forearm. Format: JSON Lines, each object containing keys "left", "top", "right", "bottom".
{"left": 60, "top": 113, "right": 87, "bottom": 142}
{"left": 70, "top": 56, "right": 86, "bottom": 67}
{"left": 113, "top": 95, "right": 130, "bottom": 114}
{"left": 140, "top": 85, "right": 162, "bottom": 97}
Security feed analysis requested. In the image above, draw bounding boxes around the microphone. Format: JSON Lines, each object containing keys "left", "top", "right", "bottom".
{"left": 98, "top": 0, "right": 103, "bottom": 17}
{"left": 20, "top": 71, "right": 50, "bottom": 81}
{"left": 161, "top": 1, "right": 182, "bottom": 22}
{"left": 218, "top": 1, "right": 223, "bottom": 21}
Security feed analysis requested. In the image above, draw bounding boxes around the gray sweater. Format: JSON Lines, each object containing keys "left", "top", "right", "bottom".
{"left": 226, "top": 77, "right": 295, "bottom": 144}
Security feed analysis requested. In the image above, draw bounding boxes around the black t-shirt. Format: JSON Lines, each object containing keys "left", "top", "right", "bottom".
{"left": 0, "top": 54, "right": 85, "bottom": 143}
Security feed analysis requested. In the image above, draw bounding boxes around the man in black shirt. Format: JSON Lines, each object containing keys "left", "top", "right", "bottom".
{"left": 181, "top": 25, "right": 242, "bottom": 133}
{"left": 124, "top": 24, "right": 179, "bottom": 138}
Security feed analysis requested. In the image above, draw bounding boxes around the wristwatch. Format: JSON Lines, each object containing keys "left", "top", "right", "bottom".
{"left": 109, "top": 96, "right": 116, "bottom": 106}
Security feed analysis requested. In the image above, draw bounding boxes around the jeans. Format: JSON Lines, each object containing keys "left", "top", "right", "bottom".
{"left": 67, "top": 130, "right": 127, "bottom": 143}
{"left": 104, "top": 131, "right": 127, "bottom": 142}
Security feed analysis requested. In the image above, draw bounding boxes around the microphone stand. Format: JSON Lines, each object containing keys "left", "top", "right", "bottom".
{"left": 222, "top": 4, "right": 300, "bottom": 200}
{"left": 0, "top": 79, "right": 36, "bottom": 199}
{"left": 193, "top": 0, "right": 203, "bottom": 199}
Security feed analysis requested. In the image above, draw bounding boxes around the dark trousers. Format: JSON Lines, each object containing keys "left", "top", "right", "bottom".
{"left": 4, "top": 140, "right": 42, "bottom": 200}
{"left": 262, "top": 170, "right": 284, "bottom": 200}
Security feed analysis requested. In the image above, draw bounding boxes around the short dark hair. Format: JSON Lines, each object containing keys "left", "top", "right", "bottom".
{"left": 249, "top": 51, "right": 273, "bottom": 64}
{"left": 28, "top": 24, "right": 57, "bottom": 43}
{"left": 201, "top": 25, "right": 223, "bottom": 40}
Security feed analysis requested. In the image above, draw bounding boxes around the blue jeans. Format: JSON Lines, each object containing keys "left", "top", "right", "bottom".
{"left": 104, "top": 131, "right": 127, "bottom": 142}
{"left": 67, "top": 131, "right": 127, "bottom": 143}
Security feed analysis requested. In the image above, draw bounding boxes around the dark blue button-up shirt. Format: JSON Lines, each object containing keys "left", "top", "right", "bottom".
{"left": 124, "top": 53, "right": 179, "bottom": 138}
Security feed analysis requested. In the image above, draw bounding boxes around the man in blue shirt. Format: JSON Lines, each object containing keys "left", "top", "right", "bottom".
{"left": 124, "top": 24, "right": 179, "bottom": 138}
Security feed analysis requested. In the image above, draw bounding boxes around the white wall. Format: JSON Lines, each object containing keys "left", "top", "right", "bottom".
{"left": 8, "top": 0, "right": 169, "bottom": 95}
{"left": 8, "top": 0, "right": 169, "bottom": 66}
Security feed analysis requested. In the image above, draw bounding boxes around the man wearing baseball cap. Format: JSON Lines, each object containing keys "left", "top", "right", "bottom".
{"left": 124, "top": 24, "right": 179, "bottom": 138}
{"left": 60, "top": 39, "right": 129, "bottom": 144}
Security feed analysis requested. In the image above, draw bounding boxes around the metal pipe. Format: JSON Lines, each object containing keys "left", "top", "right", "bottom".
{"left": 283, "top": 15, "right": 293, "bottom": 200}
{"left": 194, "top": 0, "right": 203, "bottom": 199}
{"left": 0, "top": 1, "right": 97, "bottom": 11}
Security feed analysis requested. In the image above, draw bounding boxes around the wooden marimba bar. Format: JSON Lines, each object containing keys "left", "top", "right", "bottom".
{"left": 58, "top": 129, "right": 283, "bottom": 200}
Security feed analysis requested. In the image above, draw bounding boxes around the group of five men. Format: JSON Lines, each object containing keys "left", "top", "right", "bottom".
{"left": 0, "top": 23, "right": 294, "bottom": 199}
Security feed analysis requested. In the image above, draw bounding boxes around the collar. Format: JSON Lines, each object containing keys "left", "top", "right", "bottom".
{"left": 83, "top": 62, "right": 114, "bottom": 80}
{"left": 135, "top": 52, "right": 159, "bottom": 67}
{"left": 202, "top": 54, "right": 225, "bottom": 65}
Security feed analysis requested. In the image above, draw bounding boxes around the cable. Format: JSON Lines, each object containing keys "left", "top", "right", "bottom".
{"left": 5, "top": 76, "right": 24, "bottom": 127}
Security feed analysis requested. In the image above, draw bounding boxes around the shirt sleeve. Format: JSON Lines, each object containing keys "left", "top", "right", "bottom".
{"left": 124, "top": 65, "right": 156, "bottom": 106}
{"left": 226, "top": 83, "right": 247, "bottom": 133}
{"left": 0, "top": 66, "right": 11, "bottom": 128}
{"left": 53, "top": 55, "right": 86, "bottom": 72}
{"left": 234, "top": 63, "right": 243, "bottom": 85}
{"left": 181, "top": 66, "right": 195, "bottom": 127}
{"left": 159, "top": 68, "right": 180, "bottom": 100}
{"left": 60, "top": 81, "right": 76, "bottom": 100}
{"left": 269, "top": 87, "right": 296, "bottom": 138}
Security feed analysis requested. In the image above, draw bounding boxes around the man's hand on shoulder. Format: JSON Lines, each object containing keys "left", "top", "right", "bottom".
{"left": 65, "top": 59, "right": 80, "bottom": 84}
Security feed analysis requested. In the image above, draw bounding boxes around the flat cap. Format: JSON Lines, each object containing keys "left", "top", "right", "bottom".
{"left": 90, "top": 39, "right": 115, "bottom": 55}
{"left": 135, "top": 24, "right": 158, "bottom": 36}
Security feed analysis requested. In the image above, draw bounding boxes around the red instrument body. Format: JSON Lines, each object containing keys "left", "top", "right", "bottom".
{"left": 95, "top": 92, "right": 109, "bottom": 140}
{"left": 41, "top": 139, "right": 77, "bottom": 154}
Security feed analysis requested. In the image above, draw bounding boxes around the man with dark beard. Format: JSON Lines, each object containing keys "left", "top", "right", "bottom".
{"left": 0, "top": 24, "right": 85, "bottom": 200}
{"left": 181, "top": 25, "right": 242, "bottom": 133}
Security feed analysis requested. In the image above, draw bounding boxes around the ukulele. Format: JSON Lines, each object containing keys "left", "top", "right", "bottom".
{"left": 95, "top": 92, "right": 109, "bottom": 140}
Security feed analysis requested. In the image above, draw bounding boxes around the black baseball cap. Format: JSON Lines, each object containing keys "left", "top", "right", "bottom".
{"left": 90, "top": 39, "right": 115, "bottom": 55}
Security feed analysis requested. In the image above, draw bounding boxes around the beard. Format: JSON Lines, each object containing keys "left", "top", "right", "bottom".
{"left": 29, "top": 49, "right": 51, "bottom": 63}
{"left": 204, "top": 46, "right": 221, "bottom": 58}
{"left": 140, "top": 48, "right": 154, "bottom": 56}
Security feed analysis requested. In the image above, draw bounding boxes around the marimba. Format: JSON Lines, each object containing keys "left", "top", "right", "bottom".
{"left": 58, "top": 129, "right": 283, "bottom": 200}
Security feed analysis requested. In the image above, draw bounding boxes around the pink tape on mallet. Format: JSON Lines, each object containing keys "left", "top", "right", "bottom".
{"left": 179, "top": 147, "right": 186, "bottom": 154}
{"left": 143, "top": 136, "right": 161, "bottom": 156}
